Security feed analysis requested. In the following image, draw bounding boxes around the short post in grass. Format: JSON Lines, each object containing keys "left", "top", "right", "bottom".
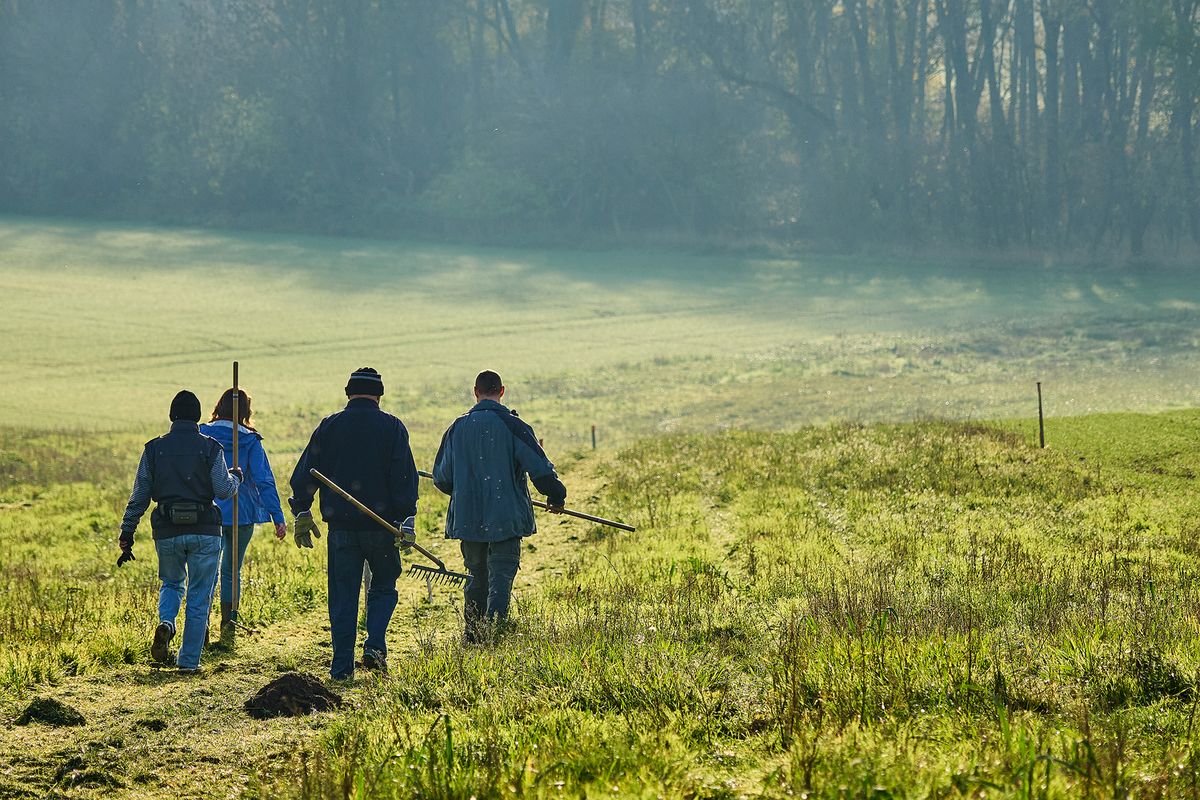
{"left": 1037, "top": 381, "right": 1045, "bottom": 448}
{"left": 591, "top": 424, "right": 596, "bottom": 450}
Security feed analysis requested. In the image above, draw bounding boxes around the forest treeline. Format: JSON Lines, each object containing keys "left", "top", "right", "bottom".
{"left": 0, "top": 0, "right": 1197, "bottom": 254}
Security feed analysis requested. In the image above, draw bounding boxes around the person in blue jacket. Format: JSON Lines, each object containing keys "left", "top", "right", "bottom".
{"left": 288, "top": 367, "right": 419, "bottom": 680}
{"left": 433, "top": 370, "right": 567, "bottom": 643}
{"left": 200, "top": 388, "right": 287, "bottom": 638}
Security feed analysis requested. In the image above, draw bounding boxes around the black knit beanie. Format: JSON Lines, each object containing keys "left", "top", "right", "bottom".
{"left": 345, "top": 367, "right": 384, "bottom": 397}
{"left": 169, "top": 390, "right": 202, "bottom": 422}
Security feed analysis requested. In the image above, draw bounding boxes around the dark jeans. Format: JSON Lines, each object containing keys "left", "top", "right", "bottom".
{"left": 460, "top": 537, "right": 522, "bottom": 636}
{"left": 327, "top": 529, "right": 401, "bottom": 679}
{"left": 218, "top": 524, "right": 254, "bottom": 617}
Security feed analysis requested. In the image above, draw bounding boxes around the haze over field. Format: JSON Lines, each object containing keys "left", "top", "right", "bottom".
{"left": 4, "top": 1, "right": 1200, "bottom": 797}
{"left": 2, "top": 218, "right": 1199, "bottom": 452}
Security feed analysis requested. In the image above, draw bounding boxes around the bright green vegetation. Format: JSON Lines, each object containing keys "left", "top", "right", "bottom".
{"left": 276, "top": 413, "right": 1200, "bottom": 798}
{"left": 4, "top": 411, "right": 1200, "bottom": 797}
{"left": 4, "top": 220, "right": 1200, "bottom": 796}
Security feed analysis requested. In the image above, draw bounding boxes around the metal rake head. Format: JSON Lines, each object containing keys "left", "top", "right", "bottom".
{"left": 407, "top": 563, "right": 469, "bottom": 586}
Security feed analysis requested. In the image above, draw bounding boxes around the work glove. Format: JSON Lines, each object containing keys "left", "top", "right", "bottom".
{"left": 116, "top": 543, "right": 135, "bottom": 567}
{"left": 229, "top": 466, "right": 244, "bottom": 482}
{"left": 394, "top": 516, "right": 416, "bottom": 554}
{"left": 293, "top": 512, "right": 322, "bottom": 549}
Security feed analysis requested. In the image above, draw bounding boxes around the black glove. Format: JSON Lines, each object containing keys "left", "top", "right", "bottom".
{"left": 116, "top": 545, "right": 135, "bottom": 567}
{"left": 229, "top": 466, "right": 244, "bottom": 482}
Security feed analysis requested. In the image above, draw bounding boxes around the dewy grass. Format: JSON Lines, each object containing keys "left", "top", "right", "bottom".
{"left": 5, "top": 412, "right": 1200, "bottom": 794}
{"left": 237, "top": 413, "right": 1200, "bottom": 797}
{"left": 6, "top": 219, "right": 1200, "bottom": 795}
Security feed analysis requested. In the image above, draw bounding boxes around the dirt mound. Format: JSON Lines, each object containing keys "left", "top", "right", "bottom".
{"left": 15, "top": 697, "right": 86, "bottom": 727}
{"left": 244, "top": 671, "right": 342, "bottom": 719}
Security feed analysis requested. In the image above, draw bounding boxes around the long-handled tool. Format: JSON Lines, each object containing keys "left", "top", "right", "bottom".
{"left": 231, "top": 361, "right": 240, "bottom": 614}
{"left": 229, "top": 361, "right": 255, "bottom": 634}
{"left": 308, "top": 468, "right": 470, "bottom": 587}
{"left": 415, "top": 470, "right": 635, "bottom": 532}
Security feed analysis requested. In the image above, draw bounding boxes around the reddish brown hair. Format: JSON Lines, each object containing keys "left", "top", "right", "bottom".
{"left": 210, "top": 388, "right": 255, "bottom": 431}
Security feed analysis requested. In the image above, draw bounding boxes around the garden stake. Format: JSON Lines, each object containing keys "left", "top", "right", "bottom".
{"left": 1037, "top": 381, "right": 1045, "bottom": 448}
{"left": 232, "top": 361, "right": 239, "bottom": 613}
{"left": 308, "top": 469, "right": 469, "bottom": 587}
{"left": 415, "top": 470, "right": 635, "bottom": 532}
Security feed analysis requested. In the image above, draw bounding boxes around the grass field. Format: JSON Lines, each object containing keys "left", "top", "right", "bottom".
{"left": 3, "top": 217, "right": 1200, "bottom": 798}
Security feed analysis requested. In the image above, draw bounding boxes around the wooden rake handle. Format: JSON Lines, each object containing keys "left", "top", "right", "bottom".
{"left": 308, "top": 468, "right": 447, "bottom": 571}
{"left": 415, "top": 470, "right": 635, "bottom": 532}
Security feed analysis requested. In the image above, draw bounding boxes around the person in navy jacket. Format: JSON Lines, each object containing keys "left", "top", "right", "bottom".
{"left": 288, "top": 367, "right": 419, "bottom": 680}
{"left": 200, "top": 388, "right": 287, "bottom": 638}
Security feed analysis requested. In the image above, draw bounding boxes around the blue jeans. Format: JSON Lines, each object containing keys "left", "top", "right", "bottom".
{"left": 327, "top": 529, "right": 401, "bottom": 679}
{"left": 460, "top": 537, "right": 522, "bottom": 631}
{"left": 156, "top": 534, "right": 221, "bottom": 669}
{"left": 218, "top": 524, "right": 254, "bottom": 617}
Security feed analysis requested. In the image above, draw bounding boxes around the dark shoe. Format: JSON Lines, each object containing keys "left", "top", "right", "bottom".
{"left": 176, "top": 666, "right": 203, "bottom": 676}
{"left": 361, "top": 647, "right": 388, "bottom": 675}
{"left": 151, "top": 622, "right": 175, "bottom": 665}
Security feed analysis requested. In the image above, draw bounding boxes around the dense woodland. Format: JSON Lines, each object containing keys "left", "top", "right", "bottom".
{"left": 0, "top": 0, "right": 1197, "bottom": 254}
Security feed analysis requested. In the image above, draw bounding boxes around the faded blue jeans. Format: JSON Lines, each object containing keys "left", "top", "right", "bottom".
{"left": 460, "top": 537, "right": 522, "bottom": 636}
{"left": 218, "top": 524, "right": 254, "bottom": 618}
{"left": 155, "top": 534, "right": 221, "bottom": 669}
{"left": 327, "top": 529, "right": 401, "bottom": 679}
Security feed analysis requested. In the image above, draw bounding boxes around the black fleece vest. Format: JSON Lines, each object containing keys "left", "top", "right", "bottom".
{"left": 146, "top": 424, "right": 223, "bottom": 538}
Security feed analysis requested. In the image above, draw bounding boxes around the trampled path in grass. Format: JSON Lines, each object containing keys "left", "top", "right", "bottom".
{"left": 0, "top": 482, "right": 596, "bottom": 799}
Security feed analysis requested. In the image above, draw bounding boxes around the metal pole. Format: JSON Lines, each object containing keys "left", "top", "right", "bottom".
{"left": 1037, "top": 381, "right": 1045, "bottom": 449}
{"left": 231, "top": 362, "right": 240, "bottom": 614}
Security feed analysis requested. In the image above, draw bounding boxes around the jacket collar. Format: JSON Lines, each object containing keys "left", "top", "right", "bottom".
{"left": 346, "top": 397, "right": 381, "bottom": 410}
{"left": 471, "top": 398, "right": 509, "bottom": 414}
{"left": 204, "top": 419, "right": 255, "bottom": 435}
{"left": 169, "top": 420, "right": 199, "bottom": 433}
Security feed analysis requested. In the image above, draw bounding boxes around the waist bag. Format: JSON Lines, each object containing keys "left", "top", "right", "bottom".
{"left": 166, "top": 502, "right": 204, "bottom": 526}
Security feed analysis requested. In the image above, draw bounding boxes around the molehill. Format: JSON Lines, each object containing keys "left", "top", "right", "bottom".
{"left": 245, "top": 671, "right": 342, "bottom": 719}
{"left": 15, "top": 697, "right": 86, "bottom": 727}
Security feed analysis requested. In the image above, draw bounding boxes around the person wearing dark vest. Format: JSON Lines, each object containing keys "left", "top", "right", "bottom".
{"left": 118, "top": 390, "right": 243, "bottom": 673}
{"left": 432, "top": 370, "right": 567, "bottom": 643}
{"left": 288, "top": 367, "right": 419, "bottom": 680}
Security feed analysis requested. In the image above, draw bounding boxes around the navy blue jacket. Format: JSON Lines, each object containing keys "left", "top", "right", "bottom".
{"left": 288, "top": 399, "right": 418, "bottom": 531}
{"left": 432, "top": 399, "right": 566, "bottom": 542}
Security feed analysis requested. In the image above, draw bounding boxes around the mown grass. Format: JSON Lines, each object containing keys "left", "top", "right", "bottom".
{"left": 262, "top": 413, "right": 1200, "bottom": 798}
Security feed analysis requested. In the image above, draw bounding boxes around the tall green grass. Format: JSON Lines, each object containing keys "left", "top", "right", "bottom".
{"left": 276, "top": 414, "right": 1200, "bottom": 797}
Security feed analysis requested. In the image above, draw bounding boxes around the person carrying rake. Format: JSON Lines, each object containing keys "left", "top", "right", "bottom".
{"left": 433, "top": 370, "right": 567, "bottom": 644}
{"left": 287, "top": 367, "right": 419, "bottom": 680}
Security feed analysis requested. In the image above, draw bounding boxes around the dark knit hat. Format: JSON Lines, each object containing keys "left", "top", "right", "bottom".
{"left": 169, "top": 390, "right": 202, "bottom": 422}
{"left": 345, "top": 367, "right": 384, "bottom": 397}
